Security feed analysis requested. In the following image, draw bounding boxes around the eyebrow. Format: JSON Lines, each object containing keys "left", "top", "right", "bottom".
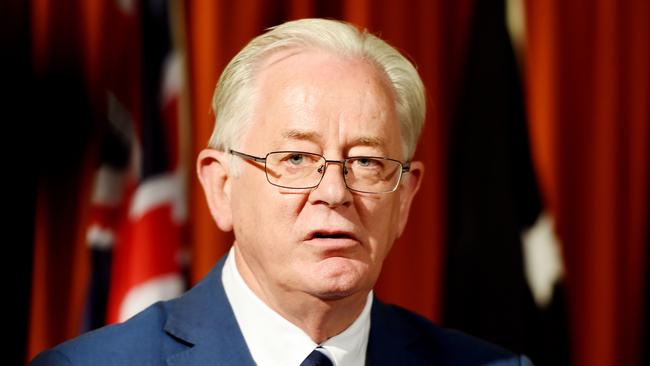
{"left": 280, "top": 129, "right": 323, "bottom": 143}
{"left": 348, "top": 136, "right": 386, "bottom": 149}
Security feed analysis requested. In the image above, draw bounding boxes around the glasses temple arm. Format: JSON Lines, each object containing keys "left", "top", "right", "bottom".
{"left": 229, "top": 149, "right": 267, "bottom": 163}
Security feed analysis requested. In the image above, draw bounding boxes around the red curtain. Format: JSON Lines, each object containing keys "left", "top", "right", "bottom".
{"left": 29, "top": 0, "right": 102, "bottom": 358}
{"left": 525, "top": 0, "right": 649, "bottom": 365}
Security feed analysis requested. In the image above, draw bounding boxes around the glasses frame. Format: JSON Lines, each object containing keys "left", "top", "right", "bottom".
{"left": 228, "top": 149, "right": 411, "bottom": 194}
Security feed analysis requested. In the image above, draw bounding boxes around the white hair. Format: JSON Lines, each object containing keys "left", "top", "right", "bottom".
{"left": 209, "top": 18, "right": 426, "bottom": 162}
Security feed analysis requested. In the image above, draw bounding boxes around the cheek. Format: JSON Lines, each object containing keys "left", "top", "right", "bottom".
{"left": 231, "top": 176, "right": 270, "bottom": 240}
{"left": 355, "top": 195, "right": 401, "bottom": 254}
{"left": 233, "top": 181, "right": 307, "bottom": 242}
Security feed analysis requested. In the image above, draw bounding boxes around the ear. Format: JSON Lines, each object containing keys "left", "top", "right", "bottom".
{"left": 396, "top": 160, "right": 423, "bottom": 237}
{"left": 197, "top": 149, "right": 233, "bottom": 232}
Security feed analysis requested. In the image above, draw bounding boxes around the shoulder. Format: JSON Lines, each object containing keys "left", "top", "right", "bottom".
{"left": 29, "top": 301, "right": 182, "bottom": 366}
{"left": 369, "top": 300, "right": 533, "bottom": 366}
{"left": 30, "top": 258, "right": 237, "bottom": 366}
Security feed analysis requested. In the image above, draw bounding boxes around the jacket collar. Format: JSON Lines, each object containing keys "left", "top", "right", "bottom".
{"left": 367, "top": 298, "right": 420, "bottom": 365}
{"left": 163, "top": 256, "right": 255, "bottom": 366}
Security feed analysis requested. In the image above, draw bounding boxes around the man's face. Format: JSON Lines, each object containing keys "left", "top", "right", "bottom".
{"left": 223, "top": 50, "right": 421, "bottom": 302}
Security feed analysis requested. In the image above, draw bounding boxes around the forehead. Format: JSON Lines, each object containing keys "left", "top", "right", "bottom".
{"left": 245, "top": 49, "right": 402, "bottom": 155}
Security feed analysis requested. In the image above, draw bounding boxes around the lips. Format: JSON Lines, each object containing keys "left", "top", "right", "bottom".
{"left": 307, "top": 230, "right": 358, "bottom": 241}
{"left": 304, "top": 230, "right": 360, "bottom": 251}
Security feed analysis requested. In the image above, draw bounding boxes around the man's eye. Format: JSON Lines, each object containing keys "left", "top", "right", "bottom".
{"left": 357, "top": 158, "right": 371, "bottom": 167}
{"left": 288, "top": 154, "right": 304, "bottom": 165}
{"left": 355, "top": 158, "right": 380, "bottom": 168}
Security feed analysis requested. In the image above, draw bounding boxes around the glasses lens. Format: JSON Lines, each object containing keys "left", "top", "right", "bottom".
{"left": 265, "top": 152, "right": 325, "bottom": 188}
{"left": 344, "top": 157, "right": 402, "bottom": 193}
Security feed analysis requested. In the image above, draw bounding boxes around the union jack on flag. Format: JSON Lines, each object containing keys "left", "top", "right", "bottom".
{"left": 83, "top": 0, "right": 188, "bottom": 330}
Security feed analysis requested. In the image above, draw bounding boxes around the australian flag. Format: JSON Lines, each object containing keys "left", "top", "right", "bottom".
{"left": 83, "top": 0, "right": 187, "bottom": 331}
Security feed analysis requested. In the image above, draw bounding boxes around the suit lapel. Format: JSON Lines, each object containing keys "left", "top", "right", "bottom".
{"left": 163, "top": 256, "right": 255, "bottom": 366}
{"left": 367, "top": 298, "right": 419, "bottom": 366}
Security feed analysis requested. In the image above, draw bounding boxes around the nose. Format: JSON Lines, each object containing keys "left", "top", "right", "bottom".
{"left": 309, "top": 161, "right": 352, "bottom": 207}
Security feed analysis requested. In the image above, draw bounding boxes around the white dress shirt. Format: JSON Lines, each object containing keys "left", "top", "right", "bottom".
{"left": 221, "top": 247, "right": 373, "bottom": 366}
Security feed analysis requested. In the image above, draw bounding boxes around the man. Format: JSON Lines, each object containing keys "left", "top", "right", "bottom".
{"left": 31, "top": 18, "right": 532, "bottom": 365}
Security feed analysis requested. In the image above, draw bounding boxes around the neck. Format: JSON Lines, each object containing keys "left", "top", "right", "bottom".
{"left": 234, "top": 248, "right": 369, "bottom": 343}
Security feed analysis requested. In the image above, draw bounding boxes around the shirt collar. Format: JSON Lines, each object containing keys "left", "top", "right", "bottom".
{"left": 222, "top": 246, "right": 372, "bottom": 366}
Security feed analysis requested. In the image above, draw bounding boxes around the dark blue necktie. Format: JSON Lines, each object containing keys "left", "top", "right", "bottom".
{"left": 300, "top": 348, "right": 333, "bottom": 366}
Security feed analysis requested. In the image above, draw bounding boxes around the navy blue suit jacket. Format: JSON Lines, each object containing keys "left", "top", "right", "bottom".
{"left": 31, "top": 257, "right": 532, "bottom": 365}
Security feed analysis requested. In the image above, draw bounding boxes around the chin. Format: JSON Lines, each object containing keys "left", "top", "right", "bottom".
{"left": 308, "top": 257, "right": 372, "bottom": 300}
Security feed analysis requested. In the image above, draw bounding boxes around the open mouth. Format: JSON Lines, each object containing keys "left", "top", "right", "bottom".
{"left": 313, "top": 232, "right": 354, "bottom": 239}
{"left": 307, "top": 230, "right": 358, "bottom": 243}
{"left": 305, "top": 230, "right": 360, "bottom": 252}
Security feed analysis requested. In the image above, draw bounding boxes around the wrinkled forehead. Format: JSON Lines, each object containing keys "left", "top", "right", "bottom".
{"left": 243, "top": 49, "right": 402, "bottom": 155}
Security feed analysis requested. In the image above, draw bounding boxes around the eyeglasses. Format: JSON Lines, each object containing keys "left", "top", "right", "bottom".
{"left": 229, "top": 149, "right": 410, "bottom": 194}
